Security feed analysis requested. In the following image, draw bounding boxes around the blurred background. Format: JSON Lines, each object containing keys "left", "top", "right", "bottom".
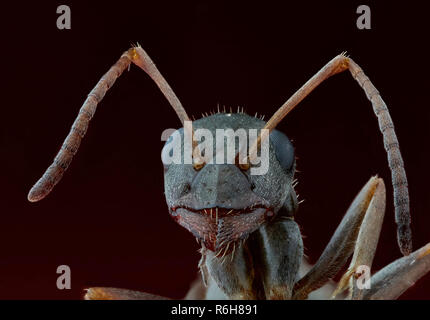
{"left": 1, "top": 1, "right": 429, "bottom": 299}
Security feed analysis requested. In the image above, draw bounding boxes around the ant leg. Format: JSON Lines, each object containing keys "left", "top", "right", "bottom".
{"left": 204, "top": 218, "right": 303, "bottom": 300}
{"left": 252, "top": 218, "right": 303, "bottom": 299}
{"left": 204, "top": 241, "right": 260, "bottom": 300}
{"left": 292, "top": 176, "right": 383, "bottom": 299}
{"left": 361, "top": 243, "right": 430, "bottom": 299}
{"left": 84, "top": 287, "right": 170, "bottom": 300}
{"left": 332, "top": 179, "right": 386, "bottom": 299}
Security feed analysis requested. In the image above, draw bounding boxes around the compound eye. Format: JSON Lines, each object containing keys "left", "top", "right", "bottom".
{"left": 269, "top": 130, "right": 295, "bottom": 172}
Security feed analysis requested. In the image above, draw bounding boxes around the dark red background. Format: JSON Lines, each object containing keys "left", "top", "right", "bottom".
{"left": 1, "top": 1, "right": 429, "bottom": 299}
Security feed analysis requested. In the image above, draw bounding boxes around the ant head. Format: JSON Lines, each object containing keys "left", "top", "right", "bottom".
{"left": 162, "top": 112, "right": 297, "bottom": 254}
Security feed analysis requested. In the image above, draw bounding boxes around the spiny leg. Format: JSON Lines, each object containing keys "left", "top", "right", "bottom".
{"left": 28, "top": 45, "right": 192, "bottom": 202}
{"left": 362, "top": 243, "right": 430, "bottom": 300}
{"left": 298, "top": 258, "right": 343, "bottom": 300}
{"left": 252, "top": 218, "right": 303, "bottom": 299}
{"left": 84, "top": 287, "right": 170, "bottom": 300}
{"left": 332, "top": 179, "right": 386, "bottom": 299}
{"left": 204, "top": 217, "right": 302, "bottom": 300}
{"left": 204, "top": 241, "right": 259, "bottom": 300}
{"left": 247, "top": 54, "right": 410, "bottom": 256}
{"left": 292, "top": 176, "right": 383, "bottom": 300}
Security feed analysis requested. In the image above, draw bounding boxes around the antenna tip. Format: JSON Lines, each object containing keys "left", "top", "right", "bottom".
{"left": 27, "top": 186, "right": 45, "bottom": 202}
{"left": 398, "top": 224, "right": 413, "bottom": 256}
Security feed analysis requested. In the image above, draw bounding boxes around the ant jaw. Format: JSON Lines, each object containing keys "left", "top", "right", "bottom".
{"left": 170, "top": 206, "right": 274, "bottom": 253}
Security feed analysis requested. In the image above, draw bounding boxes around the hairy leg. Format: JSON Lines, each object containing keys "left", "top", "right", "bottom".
{"left": 84, "top": 287, "right": 170, "bottom": 300}
{"left": 203, "top": 217, "right": 302, "bottom": 300}
{"left": 252, "top": 218, "right": 303, "bottom": 299}
{"left": 293, "top": 176, "right": 383, "bottom": 299}
{"left": 204, "top": 241, "right": 259, "bottom": 299}
{"left": 362, "top": 243, "right": 430, "bottom": 299}
{"left": 332, "top": 179, "right": 386, "bottom": 299}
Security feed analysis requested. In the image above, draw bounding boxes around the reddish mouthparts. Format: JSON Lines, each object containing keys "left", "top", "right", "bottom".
{"left": 170, "top": 206, "right": 274, "bottom": 255}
